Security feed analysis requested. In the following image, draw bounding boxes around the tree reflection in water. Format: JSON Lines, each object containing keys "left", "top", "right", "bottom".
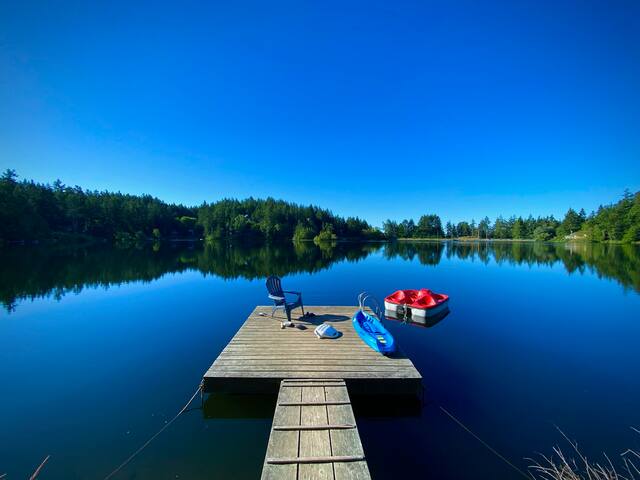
{"left": 1, "top": 240, "right": 638, "bottom": 312}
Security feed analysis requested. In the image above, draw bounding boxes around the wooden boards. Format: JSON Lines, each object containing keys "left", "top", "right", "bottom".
{"left": 203, "top": 306, "right": 422, "bottom": 394}
{"left": 261, "top": 379, "right": 371, "bottom": 480}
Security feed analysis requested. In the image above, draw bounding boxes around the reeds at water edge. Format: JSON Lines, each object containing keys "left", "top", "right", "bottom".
{"left": 528, "top": 428, "right": 640, "bottom": 480}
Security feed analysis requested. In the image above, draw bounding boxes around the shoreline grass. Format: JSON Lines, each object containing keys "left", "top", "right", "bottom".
{"left": 528, "top": 429, "right": 640, "bottom": 480}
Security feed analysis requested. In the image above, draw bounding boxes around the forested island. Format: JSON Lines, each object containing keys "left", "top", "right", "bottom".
{"left": 1, "top": 169, "right": 639, "bottom": 245}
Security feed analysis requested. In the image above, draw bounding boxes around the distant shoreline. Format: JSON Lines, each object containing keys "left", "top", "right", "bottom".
{"left": 3, "top": 236, "right": 639, "bottom": 248}
{"left": 3, "top": 171, "right": 638, "bottom": 246}
{"left": 392, "top": 237, "right": 640, "bottom": 245}
{"left": 396, "top": 237, "right": 540, "bottom": 242}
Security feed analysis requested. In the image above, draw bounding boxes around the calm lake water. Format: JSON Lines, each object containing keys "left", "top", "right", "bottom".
{"left": 1, "top": 241, "right": 639, "bottom": 479}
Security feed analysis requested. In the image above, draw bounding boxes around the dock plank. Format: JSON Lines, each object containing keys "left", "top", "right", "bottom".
{"left": 299, "top": 386, "right": 333, "bottom": 480}
{"left": 326, "top": 386, "right": 370, "bottom": 480}
{"left": 263, "top": 380, "right": 371, "bottom": 480}
{"left": 203, "top": 306, "right": 422, "bottom": 394}
{"left": 261, "top": 385, "right": 301, "bottom": 480}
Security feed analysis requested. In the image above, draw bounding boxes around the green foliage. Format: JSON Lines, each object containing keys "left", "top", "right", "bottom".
{"left": 445, "top": 221, "right": 454, "bottom": 238}
{"left": 478, "top": 217, "right": 491, "bottom": 238}
{"left": 428, "top": 214, "right": 563, "bottom": 242}
{"left": 622, "top": 225, "right": 640, "bottom": 243}
{"left": 581, "top": 191, "right": 640, "bottom": 242}
{"left": 533, "top": 226, "right": 555, "bottom": 241}
{"left": 556, "top": 208, "right": 586, "bottom": 238}
{"left": 197, "top": 197, "right": 379, "bottom": 242}
{"left": 415, "top": 214, "right": 444, "bottom": 238}
{"left": 314, "top": 224, "right": 338, "bottom": 243}
{"left": 400, "top": 219, "right": 416, "bottom": 238}
{"left": 360, "top": 227, "right": 386, "bottom": 240}
{"left": 2, "top": 170, "right": 638, "bottom": 245}
{"left": 178, "top": 216, "right": 197, "bottom": 230}
{"left": 492, "top": 216, "right": 511, "bottom": 239}
{"left": 511, "top": 217, "right": 525, "bottom": 239}
{"left": 456, "top": 221, "right": 472, "bottom": 237}
{"left": 2, "top": 169, "right": 18, "bottom": 182}
{"left": 293, "top": 222, "right": 315, "bottom": 242}
{"left": 383, "top": 220, "right": 399, "bottom": 238}
{"left": 386, "top": 194, "right": 637, "bottom": 244}
{"left": 0, "top": 170, "right": 199, "bottom": 243}
{"left": 384, "top": 215, "right": 444, "bottom": 239}
{"left": 0, "top": 171, "right": 380, "bottom": 244}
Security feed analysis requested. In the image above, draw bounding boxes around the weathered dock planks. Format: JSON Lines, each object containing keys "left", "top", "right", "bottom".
{"left": 261, "top": 379, "right": 371, "bottom": 480}
{"left": 203, "top": 306, "right": 423, "bottom": 478}
{"left": 203, "top": 306, "right": 422, "bottom": 395}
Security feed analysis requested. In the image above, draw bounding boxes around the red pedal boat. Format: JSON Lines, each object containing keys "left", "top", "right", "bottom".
{"left": 384, "top": 289, "right": 449, "bottom": 318}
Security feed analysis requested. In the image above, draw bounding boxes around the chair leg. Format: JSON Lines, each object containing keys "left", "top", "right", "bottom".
{"left": 286, "top": 308, "right": 292, "bottom": 323}
{"left": 301, "top": 304, "right": 305, "bottom": 316}
{"left": 272, "top": 306, "right": 276, "bottom": 317}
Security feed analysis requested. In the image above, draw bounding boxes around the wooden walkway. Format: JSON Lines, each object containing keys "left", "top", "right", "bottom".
{"left": 203, "top": 306, "right": 422, "bottom": 395}
{"left": 261, "top": 378, "right": 371, "bottom": 480}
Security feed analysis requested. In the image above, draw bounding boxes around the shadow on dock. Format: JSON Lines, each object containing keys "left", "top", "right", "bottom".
{"left": 293, "top": 313, "right": 351, "bottom": 326}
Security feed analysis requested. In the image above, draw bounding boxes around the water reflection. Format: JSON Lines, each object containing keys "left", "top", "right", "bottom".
{"left": 386, "top": 240, "right": 640, "bottom": 293}
{"left": 384, "top": 240, "right": 445, "bottom": 265}
{"left": 0, "top": 241, "right": 379, "bottom": 312}
{"left": 385, "top": 307, "right": 451, "bottom": 328}
{"left": 1, "top": 240, "right": 639, "bottom": 312}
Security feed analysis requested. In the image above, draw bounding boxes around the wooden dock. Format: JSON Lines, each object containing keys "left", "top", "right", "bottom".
{"left": 203, "top": 306, "right": 423, "bottom": 479}
{"left": 262, "top": 378, "right": 370, "bottom": 480}
{"left": 203, "top": 306, "right": 422, "bottom": 395}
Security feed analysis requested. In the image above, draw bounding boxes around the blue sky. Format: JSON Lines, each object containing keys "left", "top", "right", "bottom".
{"left": 1, "top": 0, "right": 639, "bottom": 226}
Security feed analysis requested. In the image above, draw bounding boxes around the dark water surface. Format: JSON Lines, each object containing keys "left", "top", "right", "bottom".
{"left": 1, "top": 241, "right": 639, "bottom": 479}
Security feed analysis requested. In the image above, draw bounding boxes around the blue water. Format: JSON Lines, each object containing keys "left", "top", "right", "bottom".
{"left": 1, "top": 241, "right": 639, "bottom": 479}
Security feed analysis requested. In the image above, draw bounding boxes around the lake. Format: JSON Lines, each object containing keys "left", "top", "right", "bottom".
{"left": 1, "top": 240, "right": 639, "bottom": 479}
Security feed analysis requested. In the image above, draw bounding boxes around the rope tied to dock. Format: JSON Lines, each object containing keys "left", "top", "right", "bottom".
{"left": 103, "top": 382, "right": 203, "bottom": 480}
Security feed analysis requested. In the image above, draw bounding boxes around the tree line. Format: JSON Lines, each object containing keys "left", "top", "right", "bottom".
{"left": 1, "top": 170, "right": 638, "bottom": 245}
{"left": 197, "top": 197, "right": 383, "bottom": 243}
{"left": 0, "top": 169, "right": 198, "bottom": 245}
{"left": 383, "top": 189, "right": 640, "bottom": 243}
{"left": 0, "top": 170, "right": 381, "bottom": 245}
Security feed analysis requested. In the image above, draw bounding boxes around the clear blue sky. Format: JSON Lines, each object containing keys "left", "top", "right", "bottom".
{"left": 1, "top": 0, "right": 639, "bottom": 225}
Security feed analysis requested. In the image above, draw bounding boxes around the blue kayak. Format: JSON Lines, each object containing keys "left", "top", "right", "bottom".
{"left": 352, "top": 309, "right": 396, "bottom": 354}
